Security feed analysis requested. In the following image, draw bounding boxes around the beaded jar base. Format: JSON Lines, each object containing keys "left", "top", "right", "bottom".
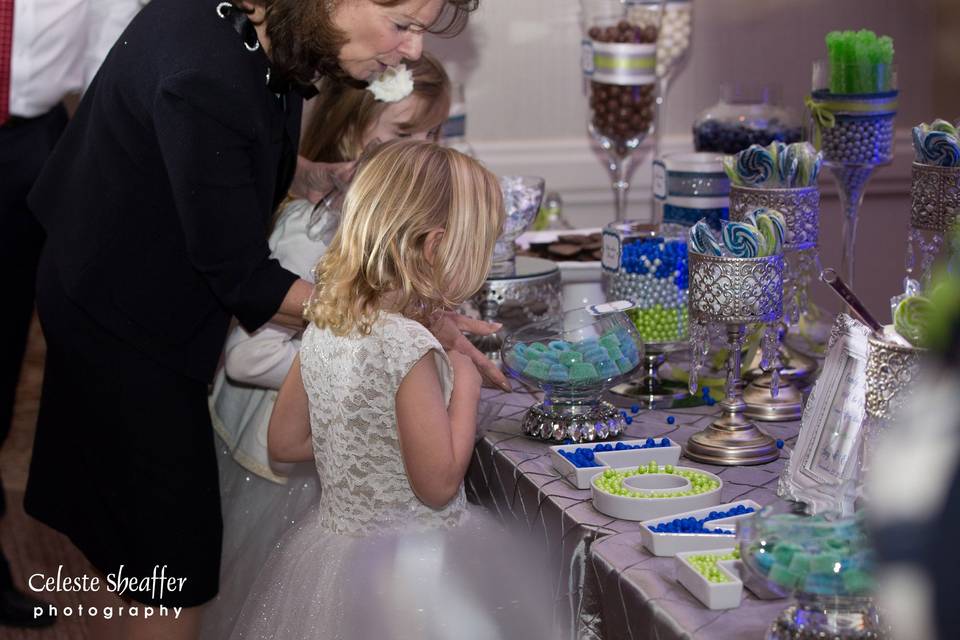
{"left": 767, "top": 597, "right": 888, "bottom": 640}
{"left": 520, "top": 401, "right": 624, "bottom": 443}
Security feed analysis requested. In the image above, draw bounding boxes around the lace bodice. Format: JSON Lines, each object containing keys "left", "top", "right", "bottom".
{"left": 299, "top": 313, "right": 467, "bottom": 536}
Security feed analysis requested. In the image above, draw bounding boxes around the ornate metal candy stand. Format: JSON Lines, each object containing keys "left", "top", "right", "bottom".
{"left": 731, "top": 184, "right": 820, "bottom": 421}
{"left": 907, "top": 161, "right": 960, "bottom": 283}
{"left": 687, "top": 251, "right": 784, "bottom": 465}
{"left": 861, "top": 334, "right": 926, "bottom": 474}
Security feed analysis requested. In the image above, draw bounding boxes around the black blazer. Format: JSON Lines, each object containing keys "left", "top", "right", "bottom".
{"left": 30, "top": 0, "right": 301, "bottom": 382}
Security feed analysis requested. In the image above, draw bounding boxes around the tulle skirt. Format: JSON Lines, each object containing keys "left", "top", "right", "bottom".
{"left": 201, "top": 436, "right": 321, "bottom": 639}
{"left": 227, "top": 506, "right": 555, "bottom": 640}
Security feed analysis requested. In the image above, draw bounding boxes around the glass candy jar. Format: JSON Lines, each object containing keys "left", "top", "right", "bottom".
{"left": 693, "top": 84, "right": 802, "bottom": 155}
{"left": 739, "top": 508, "right": 885, "bottom": 640}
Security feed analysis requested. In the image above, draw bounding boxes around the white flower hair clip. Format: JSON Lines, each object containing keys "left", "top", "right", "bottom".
{"left": 366, "top": 64, "right": 414, "bottom": 103}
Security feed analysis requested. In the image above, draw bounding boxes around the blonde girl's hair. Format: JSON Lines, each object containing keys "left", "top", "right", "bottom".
{"left": 300, "top": 52, "right": 452, "bottom": 164}
{"left": 306, "top": 140, "right": 504, "bottom": 336}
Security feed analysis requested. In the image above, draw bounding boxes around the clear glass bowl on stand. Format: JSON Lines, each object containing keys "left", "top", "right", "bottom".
{"left": 502, "top": 305, "right": 644, "bottom": 442}
{"left": 739, "top": 506, "right": 884, "bottom": 640}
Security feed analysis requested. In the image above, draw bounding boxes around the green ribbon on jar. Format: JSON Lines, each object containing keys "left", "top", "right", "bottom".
{"left": 804, "top": 92, "right": 899, "bottom": 149}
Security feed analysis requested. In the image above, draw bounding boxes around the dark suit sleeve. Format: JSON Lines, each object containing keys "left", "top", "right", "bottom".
{"left": 153, "top": 69, "right": 298, "bottom": 333}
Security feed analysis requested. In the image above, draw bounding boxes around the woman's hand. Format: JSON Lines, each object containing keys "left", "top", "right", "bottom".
{"left": 289, "top": 155, "right": 356, "bottom": 204}
{"left": 430, "top": 312, "right": 510, "bottom": 391}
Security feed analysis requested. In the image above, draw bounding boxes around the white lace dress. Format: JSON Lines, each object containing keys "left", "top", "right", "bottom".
{"left": 227, "top": 314, "right": 552, "bottom": 640}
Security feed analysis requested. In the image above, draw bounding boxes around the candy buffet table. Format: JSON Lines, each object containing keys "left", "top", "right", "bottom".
{"left": 470, "top": 385, "right": 803, "bottom": 640}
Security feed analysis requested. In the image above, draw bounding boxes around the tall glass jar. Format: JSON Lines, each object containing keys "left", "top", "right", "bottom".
{"left": 581, "top": 0, "right": 662, "bottom": 221}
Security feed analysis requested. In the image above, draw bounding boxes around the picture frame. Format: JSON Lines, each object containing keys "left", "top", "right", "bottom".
{"left": 778, "top": 313, "right": 872, "bottom": 515}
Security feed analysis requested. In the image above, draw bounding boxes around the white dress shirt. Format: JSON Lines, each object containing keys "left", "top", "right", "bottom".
{"left": 9, "top": 0, "right": 146, "bottom": 117}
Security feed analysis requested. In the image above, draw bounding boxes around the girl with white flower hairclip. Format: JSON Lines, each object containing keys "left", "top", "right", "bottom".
{"left": 201, "top": 52, "right": 457, "bottom": 638}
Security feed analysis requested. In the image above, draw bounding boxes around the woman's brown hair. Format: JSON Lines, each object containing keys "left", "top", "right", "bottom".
{"left": 300, "top": 52, "right": 451, "bottom": 163}
{"left": 234, "top": 0, "right": 477, "bottom": 88}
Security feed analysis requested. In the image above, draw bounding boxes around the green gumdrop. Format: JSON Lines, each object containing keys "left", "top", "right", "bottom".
{"left": 599, "top": 335, "right": 620, "bottom": 351}
{"left": 810, "top": 553, "right": 840, "bottom": 574}
{"left": 604, "top": 345, "right": 625, "bottom": 361}
{"left": 841, "top": 569, "right": 873, "bottom": 595}
{"left": 569, "top": 362, "right": 599, "bottom": 381}
{"left": 522, "top": 360, "right": 551, "bottom": 380}
{"left": 788, "top": 552, "right": 812, "bottom": 577}
{"left": 616, "top": 357, "right": 634, "bottom": 374}
{"left": 772, "top": 543, "right": 799, "bottom": 567}
{"left": 528, "top": 342, "right": 549, "bottom": 353}
{"left": 769, "top": 563, "right": 803, "bottom": 590}
{"left": 559, "top": 351, "right": 583, "bottom": 367}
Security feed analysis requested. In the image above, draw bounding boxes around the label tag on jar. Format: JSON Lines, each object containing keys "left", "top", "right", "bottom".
{"left": 601, "top": 230, "right": 621, "bottom": 273}
{"left": 652, "top": 160, "right": 667, "bottom": 200}
{"left": 581, "top": 39, "right": 594, "bottom": 76}
{"left": 586, "top": 300, "right": 635, "bottom": 316}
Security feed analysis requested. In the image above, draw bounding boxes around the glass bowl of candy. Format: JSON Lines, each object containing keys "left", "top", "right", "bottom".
{"left": 693, "top": 83, "right": 801, "bottom": 155}
{"left": 738, "top": 507, "right": 884, "bottom": 640}
{"left": 502, "top": 304, "right": 644, "bottom": 442}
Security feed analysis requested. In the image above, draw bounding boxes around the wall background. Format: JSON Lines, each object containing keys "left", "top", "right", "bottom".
{"left": 427, "top": 0, "right": 956, "bottom": 321}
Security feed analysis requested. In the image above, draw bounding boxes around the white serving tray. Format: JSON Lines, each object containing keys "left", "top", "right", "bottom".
{"left": 639, "top": 499, "right": 762, "bottom": 556}
{"left": 590, "top": 465, "right": 723, "bottom": 521}
{"left": 549, "top": 439, "right": 681, "bottom": 490}
{"left": 675, "top": 547, "right": 743, "bottom": 610}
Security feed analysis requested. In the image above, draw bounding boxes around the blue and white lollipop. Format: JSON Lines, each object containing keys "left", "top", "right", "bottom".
{"left": 921, "top": 130, "right": 960, "bottom": 167}
{"left": 735, "top": 144, "right": 776, "bottom": 186}
{"left": 721, "top": 221, "right": 765, "bottom": 258}
{"left": 689, "top": 220, "right": 722, "bottom": 256}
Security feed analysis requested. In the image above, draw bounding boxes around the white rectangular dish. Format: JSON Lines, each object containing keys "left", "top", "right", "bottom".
{"left": 675, "top": 547, "right": 743, "bottom": 610}
{"left": 549, "top": 439, "right": 681, "bottom": 490}
{"left": 639, "top": 499, "right": 762, "bottom": 556}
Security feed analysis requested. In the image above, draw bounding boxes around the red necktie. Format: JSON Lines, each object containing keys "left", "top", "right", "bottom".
{"left": 0, "top": 0, "right": 13, "bottom": 126}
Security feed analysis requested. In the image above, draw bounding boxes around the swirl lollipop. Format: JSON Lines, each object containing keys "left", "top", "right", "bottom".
{"left": 735, "top": 144, "right": 776, "bottom": 186}
{"left": 912, "top": 124, "right": 928, "bottom": 163}
{"left": 893, "top": 295, "right": 932, "bottom": 347}
{"left": 790, "top": 142, "right": 821, "bottom": 187}
{"left": 754, "top": 209, "right": 786, "bottom": 256}
{"left": 778, "top": 145, "right": 800, "bottom": 187}
{"left": 722, "top": 220, "right": 765, "bottom": 258}
{"left": 723, "top": 155, "right": 743, "bottom": 186}
{"left": 930, "top": 119, "right": 959, "bottom": 137}
{"left": 689, "top": 219, "right": 723, "bottom": 256}
{"left": 920, "top": 130, "right": 960, "bottom": 167}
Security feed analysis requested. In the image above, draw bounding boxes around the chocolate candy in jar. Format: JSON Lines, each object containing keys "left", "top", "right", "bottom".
{"left": 584, "top": 16, "right": 658, "bottom": 157}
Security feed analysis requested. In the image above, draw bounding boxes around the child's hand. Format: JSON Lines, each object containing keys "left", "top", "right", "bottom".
{"left": 447, "top": 350, "right": 482, "bottom": 396}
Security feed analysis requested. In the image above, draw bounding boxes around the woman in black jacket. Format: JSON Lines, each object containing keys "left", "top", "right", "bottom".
{"left": 24, "top": 0, "right": 485, "bottom": 638}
